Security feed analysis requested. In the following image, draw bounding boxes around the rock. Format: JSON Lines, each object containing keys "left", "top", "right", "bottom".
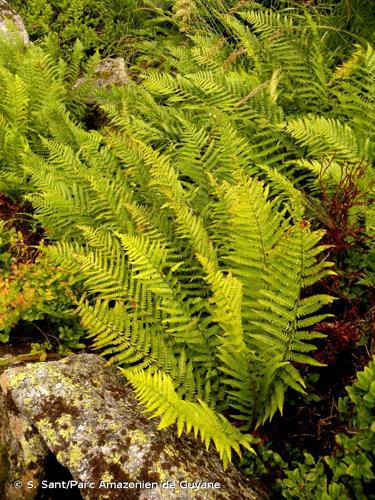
{"left": 0, "top": 0, "right": 29, "bottom": 45}
{"left": 73, "top": 57, "right": 129, "bottom": 97}
{"left": 72, "top": 57, "right": 130, "bottom": 109}
{"left": 0, "top": 380, "right": 48, "bottom": 499}
{"left": 91, "top": 57, "right": 130, "bottom": 88}
{"left": 0, "top": 354, "right": 267, "bottom": 500}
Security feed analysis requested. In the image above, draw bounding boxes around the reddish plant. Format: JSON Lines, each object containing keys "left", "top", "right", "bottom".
{"left": 310, "top": 162, "right": 370, "bottom": 259}
{"left": 305, "top": 161, "right": 374, "bottom": 361}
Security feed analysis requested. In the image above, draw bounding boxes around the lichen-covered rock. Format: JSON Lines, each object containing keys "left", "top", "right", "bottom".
{"left": 0, "top": 374, "right": 48, "bottom": 500}
{"left": 0, "top": 0, "right": 29, "bottom": 45}
{"left": 91, "top": 57, "right": 130, "bottom": 88}
{"left": 72, "top": 56, "right": 129, "bottom": 102}
{"left": 0, "top": 354, "right": 267, "bottom": 500}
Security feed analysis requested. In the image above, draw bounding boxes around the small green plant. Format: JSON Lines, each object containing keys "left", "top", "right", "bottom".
{"left": 280, "top": 452, "right": 349, "bottom": 500}
{"left": 239, "top": 443, "right": 288, "bottom": 480}
{"left": 29, "top": 340, "right": 53, "bottom": 359}
{"left": 0, "top": 220, "right": 81, "bottom": 344}
{"left": 56, "top": 324, "right": 86, "bottom": 354}
{"left": 279, "top": 357, "right": 375, "bottom": 499}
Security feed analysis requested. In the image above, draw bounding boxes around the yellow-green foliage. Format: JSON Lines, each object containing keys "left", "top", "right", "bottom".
{"left": 0, "top": 34, "right": 96, "bottom": 195}
{"left": 280, "top": 357, "right": 375, "bottom": 499}
{"left": 1, "top": 1, "right": 373, "bottom": 467}
{"left": 22, "top": 114, "right": 335, "bottom": 465}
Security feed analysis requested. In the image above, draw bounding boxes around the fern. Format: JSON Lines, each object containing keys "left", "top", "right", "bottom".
{"left": 0, "top": 33, "right": 94, "bottom": 195}
{"left": 24, "top": 124, "right": 334, "bottom": 450}
{"left": 1, "top": 3, "right": 372, "bottom": 466}
{"left": 127, "top": 369, "right": 256, "bottom": 468}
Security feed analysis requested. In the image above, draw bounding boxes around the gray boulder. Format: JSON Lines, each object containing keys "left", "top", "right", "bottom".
{"left": 72, "top": 57, "right": 129, "bottom": 94}
{"left": 0, "top": 0, "right": 29, "bottom": 45}
{"left": 72, "top": 56, "right": 130, "bottom": 109}
{"left": 91, "top": 57, "right": 130, "bottom": 88}
{"left": 0, "top": 354, "right": 267, "bottom": 499}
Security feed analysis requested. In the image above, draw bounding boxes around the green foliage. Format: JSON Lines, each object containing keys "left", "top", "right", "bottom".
{"left": 29, "top": 323, "right": 85, "bottom": 355}
{"left": 192, "top": 0, "right": 375, "bottom": 60}
{"left": 9, "top": 0, "right": 176, "bottom": 59}
{"left": 126, "top": 2, "right": 375, "bottom": 317}
{"left": 279, "top": 357, "right": 375, "bottom": 499}
{"left": 17, "top": 76, "right": 334, "bottom": 465}
{"left": 10, "top": 0, "right": 54, "bottom": 41}
{"left": 128, "top": 369, "right": 255, "bottom": 466}
{"left": 0, "top": 0, "right": 373, "bottom": 471}
{"left": 0, "top": 33, "right": 95, "bottom": 195}
{"left": 56, "top": 324, "right": 86, "bottom": 353}
{"left": 239, "top": 443, "right": 288, "bottom": 480}
{"left": 280, "top": 452, "right": 348, "bottom": 500}
{"left": 29, "top": 340, "right": 53, "bottom": 357}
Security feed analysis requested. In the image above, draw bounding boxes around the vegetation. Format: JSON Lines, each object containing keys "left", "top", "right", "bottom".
{"left": 280, "top": 357, "right": 375, "bottom": 499}
{"left": 1, "top": 0, "right": 374, "bottom": 495}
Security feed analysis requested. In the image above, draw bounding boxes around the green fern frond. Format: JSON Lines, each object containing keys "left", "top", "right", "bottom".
{"left": 286, "top": 116, "right": 367, "bottom": 162}
{"left": 126, "top": 369, "right": 256, "bottom": 468}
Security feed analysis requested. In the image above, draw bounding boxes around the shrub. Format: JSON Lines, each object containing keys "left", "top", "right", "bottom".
{"left": 9, "top": 0, "right": 173, "bottom": 59}
{"left": 0, "top": 220, "right": 81, "bottom": 345}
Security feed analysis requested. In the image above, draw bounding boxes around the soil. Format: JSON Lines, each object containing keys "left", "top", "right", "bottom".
{"left": 0, "top": 193, "right": 44, "bottom": 263}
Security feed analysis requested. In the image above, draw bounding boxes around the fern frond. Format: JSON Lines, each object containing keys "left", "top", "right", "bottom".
{"left": 286, "top": 116, "right": 367, "bottom": 162}
{"left": 126, "top": 369, "right": 256, "bottom": 468}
